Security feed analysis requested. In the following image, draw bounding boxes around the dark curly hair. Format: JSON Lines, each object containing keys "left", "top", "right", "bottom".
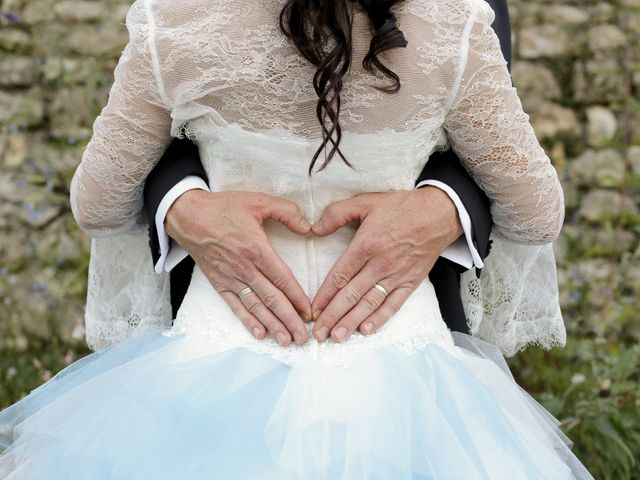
{"left": 278, "top": 0, "right": 408, "bottom": 174}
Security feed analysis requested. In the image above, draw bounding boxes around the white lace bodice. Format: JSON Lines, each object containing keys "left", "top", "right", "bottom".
{"left": 70, "top": 0, "right": 567, "bottom": 358}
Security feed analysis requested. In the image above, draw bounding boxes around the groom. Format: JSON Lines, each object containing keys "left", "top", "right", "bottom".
{"left": 142, "top": 0, "right": 511, "bottom": 343}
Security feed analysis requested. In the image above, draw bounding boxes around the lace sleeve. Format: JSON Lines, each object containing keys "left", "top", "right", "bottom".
{"left": 70, "top": 0, "right": 172, "bottom": 237}
{"left": 443, "top": 0, "right": 564, "bottom": 245}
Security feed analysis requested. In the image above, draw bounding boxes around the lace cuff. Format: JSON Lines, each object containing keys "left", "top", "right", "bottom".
{"left": 460, "top": 232, "right": 566, "bottom": 357}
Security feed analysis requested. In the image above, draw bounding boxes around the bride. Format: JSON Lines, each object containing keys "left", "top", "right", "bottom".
{"left": 1, "top": 0, "right": 593, "bottom": 478}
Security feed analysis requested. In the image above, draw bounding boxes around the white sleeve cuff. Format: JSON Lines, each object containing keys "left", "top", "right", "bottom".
{"left": 415, "top": 179, "right": 484, "bottom": 270}
{"left": 154, "top": 175, "right": 210, "bottom": 274}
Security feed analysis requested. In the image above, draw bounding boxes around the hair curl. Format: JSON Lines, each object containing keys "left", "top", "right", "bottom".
{"left": 278, "top": 0, "right": 408, "bottom": 174}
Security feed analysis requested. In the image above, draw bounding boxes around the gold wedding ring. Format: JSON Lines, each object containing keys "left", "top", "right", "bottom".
{"left": 238, "top": 287, "right": 254, "bottom": 300}
{"left": 373, "top": 283, "right": 389, "bottom": 297}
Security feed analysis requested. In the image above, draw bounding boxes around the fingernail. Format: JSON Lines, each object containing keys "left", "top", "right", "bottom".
{"left": 312, "top": 219, "right": 324, "bottom": 232}
{"left": 363, "top": 322, "right": 374, "bottom": 335}
{"left": 276, "top": 332, "right": 288, "bottom": 346}
{"left": 252, "top": 327, "right": 261, "bottom": 338}
{"left": 299, "top": 218, "right": 311, "bottom": 231}
{"left": 315, "top": 326, "right": 329, "bottom": 341}
{"left": 333, "top": 326, "right": 348, "bottom": 342}
{"left": 294, "top": 332, "right": 306, "bottom": 345}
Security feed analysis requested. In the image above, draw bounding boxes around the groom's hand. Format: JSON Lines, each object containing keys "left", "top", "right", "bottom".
{"left": 165, "top": 190, "right": 312, "bottom": 346}
{"left": 310, "top": 187, "right": 463, "bottom": 343}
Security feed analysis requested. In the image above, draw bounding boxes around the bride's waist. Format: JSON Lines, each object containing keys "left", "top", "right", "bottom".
{"left": 173, "top": 260, "right": 453, "bottom": 366}
{"left": 261, "top": 221, "right": 358, "bottom": 299}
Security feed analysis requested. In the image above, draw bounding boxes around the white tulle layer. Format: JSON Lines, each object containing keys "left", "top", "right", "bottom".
{"left": 0, "top": 329, "right": 592, "bottom": 479}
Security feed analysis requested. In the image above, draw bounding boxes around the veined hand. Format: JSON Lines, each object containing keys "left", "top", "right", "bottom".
{"left": 310, "top": 187, "right": 463, "bottom": 343}
{"left": 165, "top": 190, "right": 313, "bottom": 346}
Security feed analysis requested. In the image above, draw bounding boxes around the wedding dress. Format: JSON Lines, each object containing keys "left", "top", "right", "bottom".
{"left": 0, "top": 0, "right": 593, "bottom": 478}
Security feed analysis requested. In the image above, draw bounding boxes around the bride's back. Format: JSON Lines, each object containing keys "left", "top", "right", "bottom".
{"left": 147, "top": 0, "right": 485, "bottom": 362}
{"left": 146, "top": 0, "right": 482, "bottom": 142}
{"left": 70, "top": 0, "right": 567, "bottom": 360}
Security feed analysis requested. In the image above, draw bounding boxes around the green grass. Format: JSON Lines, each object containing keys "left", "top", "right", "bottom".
{"left": 0, "top": 332, "right": 91, "bottom": 406}
{"left": 509, "top": 337, "right": 640, "bottom": 479}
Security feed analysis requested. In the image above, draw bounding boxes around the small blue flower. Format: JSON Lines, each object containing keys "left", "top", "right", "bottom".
{"left": 2, "top": 12, "right": 20, "bottom": 24}
{"left": 30, "top": 209, "right": 44, "bottom": 223}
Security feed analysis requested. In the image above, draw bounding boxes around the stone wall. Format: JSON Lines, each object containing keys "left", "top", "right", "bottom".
{"left": 1, "top": 0, "right": 639, "bottom": 348}
{"left": 509, "top": 0, "right": 640, "bottom": 340}
{"left": 0, "top": 0, "right": 132, "bottom": 348}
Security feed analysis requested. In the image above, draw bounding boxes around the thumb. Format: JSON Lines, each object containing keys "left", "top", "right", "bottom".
{"left": 312, "top": 196, "right": 369, "bottom": 236}
{"left": 260, "top": 197, "right": 311, "bottom": 235}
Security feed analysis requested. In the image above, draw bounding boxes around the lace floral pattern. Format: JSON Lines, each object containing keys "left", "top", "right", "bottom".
{"left": 84, "top": 232, "right": 172, "bottom": 351}
{"left": 460, "top": 233, "right": 566, "bottom": 357}
{"left": 168, "top": 265, "right": 455, "bottom": 367}
{"left": 71, "top": 0, "right": 566, "bottom": 356}
{"left": 69, "top": 1, "right": 172, "bottom": 236}
{"left": 443, "top": 4, "right": 565, "bottom": 243}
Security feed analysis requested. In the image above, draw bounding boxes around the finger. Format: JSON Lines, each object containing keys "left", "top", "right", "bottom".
{"left": 220, "top": 274, "right": 297, "bottom": 347}
{"left": 311, "top": 235, "right": 385, "bottom": 324}
{"left": 357, "top": 287, "right": 414, "bottom": 336}
{"left": 311, "top": 195, "right": 372, "bottom": 236}
{"left": 329, "top": 281, "right": 390, "bottom": 343}
{"left": 260, "top": 196, "right": 311, "bottom": 235}
{"left": 247, "top": 269, "right": 309, "bottom": 345}
{"left": 311, "top": 235, "right": 374, "bottom": 314}
{"left": 218, "top": 290, "right": 267, "bottom": 340}
{"left": 312, "top": 260, "right": 381, "bottom": 341}
{"left": 198, "top": 253, "right": 303, "bottom": 346}
{"left": 235, "top": 285, "right": 295, "bottom": 347}
{"left": 253, "top": 241, "right": 313, "bottom": 324}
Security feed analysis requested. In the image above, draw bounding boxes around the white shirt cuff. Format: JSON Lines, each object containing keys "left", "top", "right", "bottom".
{"left": 415, "top": 179, "right": 484, "bottom": 270}
{"left": 154, "top": 175, "right": 210, "bottom": 274}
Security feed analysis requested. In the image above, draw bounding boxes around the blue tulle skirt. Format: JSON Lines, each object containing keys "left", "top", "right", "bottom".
{"left": 0, "top": 329, "right": 592, "bottom": 479}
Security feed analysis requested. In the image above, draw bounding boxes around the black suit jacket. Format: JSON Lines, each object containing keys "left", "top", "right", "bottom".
{"left": 143, "top": 0, "right": 511, "bottom": 333}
